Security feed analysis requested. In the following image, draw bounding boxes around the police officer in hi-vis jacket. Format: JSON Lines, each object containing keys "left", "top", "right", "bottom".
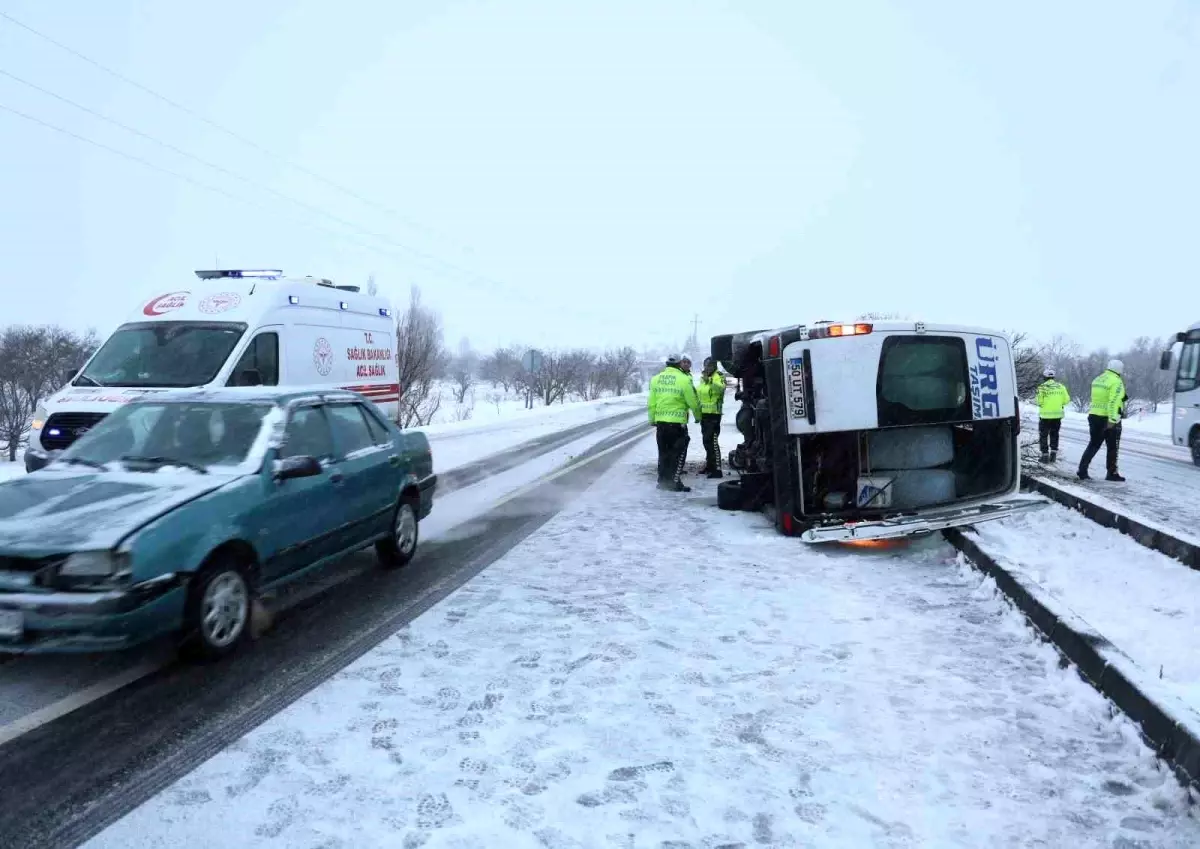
{"left": 1035, "top": 367, "right": 1070, "bottom": 463}
{"left": 696, "top": 357, "right": 727, "bottom": 478}
{"left": 648, "top": 356, "right": 702, "bottom": 492}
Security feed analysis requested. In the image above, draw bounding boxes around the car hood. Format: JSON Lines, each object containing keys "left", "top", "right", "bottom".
{"left": 0, "top": 470, "right": 235, "bottom": 555}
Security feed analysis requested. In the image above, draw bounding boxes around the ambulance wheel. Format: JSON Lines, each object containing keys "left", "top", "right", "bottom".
{"left": 717, "top": 479, "right": 744, "bottom": 511}
{"left": 1190, "top": 429, "right": 1200, "bottom": 467}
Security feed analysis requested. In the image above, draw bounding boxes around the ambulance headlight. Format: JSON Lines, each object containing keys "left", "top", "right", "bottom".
{"left": 31, "top": 404, "right": 48, "bottom": 431}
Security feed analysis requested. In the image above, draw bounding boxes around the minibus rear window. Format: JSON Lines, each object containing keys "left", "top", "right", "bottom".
{"left": 876, "top": 336, "right": 971, "bottom": 426}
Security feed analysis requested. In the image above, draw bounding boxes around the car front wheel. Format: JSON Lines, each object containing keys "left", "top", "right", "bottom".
{"left": 377, "top": 499, "right": 419, "bottom": 569}
{"left": 181, "top": 556, "right": 251, "bottom": 662}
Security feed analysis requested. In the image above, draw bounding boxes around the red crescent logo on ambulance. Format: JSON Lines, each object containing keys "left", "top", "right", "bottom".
{"left": 198, "top": 292, "right": 242, "bottom": 314}
{"left": 143, "top": 291, "right": 190, "bottom": 316}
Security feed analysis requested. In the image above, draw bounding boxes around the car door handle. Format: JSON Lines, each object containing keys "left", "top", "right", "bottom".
{"left": 329, "top": 471, "right": 344, "bottom": 485}
{"left": 388, "top": 455, "right": 401, "bottom": 467}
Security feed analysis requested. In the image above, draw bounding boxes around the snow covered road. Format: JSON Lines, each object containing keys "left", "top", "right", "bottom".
{"left": 84, "top": 431, "right": 1200, "bottom": 849}
{"left": 1028, "top": 419, "right": 1199, "bottom": 544}
{"left": 0, "top": 410, "right": 647, "bottom": 737}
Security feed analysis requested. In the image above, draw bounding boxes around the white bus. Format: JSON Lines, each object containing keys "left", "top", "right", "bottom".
{"left": 1160, "top": 321, "right": 1200, "bottom": 466}
{"left": 26, "top": 269, "right": 398, "bottom": 472}
{"left": 712, "top": 320, "right": 1046, "bottom": 542}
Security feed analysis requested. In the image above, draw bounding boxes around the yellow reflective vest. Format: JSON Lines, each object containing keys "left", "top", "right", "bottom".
{"left": 697, "top": 371, "right": 726, "bottom": 415}
{"left": 648, "top": 366, "right": 701, "bottom": 424}
{"left": 1088, "top": 370, "right": 1125, "bottom": 424}
{"left": 1035, "top": 379, "right": 1070, "bottom": 420}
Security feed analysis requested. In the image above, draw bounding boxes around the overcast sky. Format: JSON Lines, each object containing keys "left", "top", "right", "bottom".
{"left": 1, "top": 0, "right": 1196, "bottom": 356}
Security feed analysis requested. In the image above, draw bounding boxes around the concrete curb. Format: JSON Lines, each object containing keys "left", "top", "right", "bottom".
{"left": 1021, "top": 473, "right": 1200, "bottom": 570}
{"left": 944, "top": 526, "right": 1200, "bottom": 792}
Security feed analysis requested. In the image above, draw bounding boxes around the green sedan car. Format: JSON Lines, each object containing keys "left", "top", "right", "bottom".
{"left": 0, "top": 388, "right": 436, "bottom": 659}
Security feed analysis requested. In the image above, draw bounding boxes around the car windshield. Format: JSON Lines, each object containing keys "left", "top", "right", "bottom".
{"left": 76, "top": 321, "right": 247, "bottom": 388}
{"left": 58, "top": 401, "right": 273, "bottom": 472}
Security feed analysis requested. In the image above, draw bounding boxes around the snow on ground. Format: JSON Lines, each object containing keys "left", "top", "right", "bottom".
{"left": 86, "top": 432, "right": 1200, "bottom": 849}
{"left": 0, "top": 460, "right": 20, "bottom": 484}
{"left": 419, "top": 394, "right": 645, "bottom": 476}
{"left": 423, "top": 381, "right": 644, "bottom": 430}
{"left": 1024, "top": 434, "right": 1200, "bottom": 545}
{"left": 974, "top": 505, "right": 1200, "bottom": 719}
{"left": 1020, "top": 403, "right": 1175, "bottom": 440}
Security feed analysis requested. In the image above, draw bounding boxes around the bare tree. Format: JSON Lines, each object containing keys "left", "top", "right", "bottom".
{"left": 571, "top": 353, "right": 605, "bottom": 401}
{"left": 1007, "top": 330, "right": 1046, "bottom": 399}
{"left": 448, "top": 339, "right": 479, "bottom": 405}
{"left": 479, "top": 346, "right": 522, "bottom": 392}
{"left": 394, "top": 288, "right": 448, "bottom": 428}
{"left": 597, "top": 346, "right": 640, "bottom": 396}
{"left": 528, "top": 349, "right": 593, "bottom": 405}
{"left": 1120, "top": 336, "right": 1173, "bottom": 411}
{"left": 1060, "top": 348, "right": 1110, "bottom": 412}
{"left": 0, "top": 325, "right": 97, "bottom": 460}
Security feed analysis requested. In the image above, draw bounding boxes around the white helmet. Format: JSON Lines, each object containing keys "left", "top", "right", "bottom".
{"left": 1107, "top": 358, "right": 1124, "bottom": 375}
{"left": 1043, "top": 367, "right": 1055, "bottom": 378}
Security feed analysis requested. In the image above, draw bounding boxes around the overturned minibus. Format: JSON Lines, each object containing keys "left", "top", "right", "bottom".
{"left": 712, "top": 320, "right": 1046, "bottom": 542}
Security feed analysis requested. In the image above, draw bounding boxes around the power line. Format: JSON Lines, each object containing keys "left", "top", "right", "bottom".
{"left": 0, "top": 8, "right": 467, "bottom": 253}
{"left": 0, "top": 100, "right": 445, "bottom": 264}
{"left": 0, "top": 101, "right": 627, "bottom": 336}
{"left": 0, "top": 65, "right": 510, "bottom": 294}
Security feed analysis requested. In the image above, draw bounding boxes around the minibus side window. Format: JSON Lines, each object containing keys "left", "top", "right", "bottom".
{"left": 228, "top": 333, "right": 279, "bottom": 387}
{"left": 876, "top": 336, "right": 972, "bottom": 426}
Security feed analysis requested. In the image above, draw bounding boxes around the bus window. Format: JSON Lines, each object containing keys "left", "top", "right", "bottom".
{"left": 876, "top": 336, "right": 971, "bottom": 427}
{"left": 1178, "top": 336, "right": 1200, "bottom": 393}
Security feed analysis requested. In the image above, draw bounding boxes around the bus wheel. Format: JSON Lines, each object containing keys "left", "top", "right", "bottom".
{"left": 1191, "top": 430, "right": 1200, "bottom": 467}
{"left": 717, "top": 479, "right": 744, "bottom": 511}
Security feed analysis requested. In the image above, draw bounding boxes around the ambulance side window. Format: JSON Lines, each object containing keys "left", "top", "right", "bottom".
{"left": 228, "top": 333, "right": 279, "bottom": 387}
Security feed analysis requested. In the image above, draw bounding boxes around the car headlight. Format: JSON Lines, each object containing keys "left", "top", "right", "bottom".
{"left": 31, "top": 403, "right": 48, "bottom": 432}
{"left": 60, "top": 551, "right": 128, "bottom": 578}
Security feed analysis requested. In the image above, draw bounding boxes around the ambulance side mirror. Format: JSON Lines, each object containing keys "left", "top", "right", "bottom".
{"left": 1160, "top": 350, "right": 1174, "bottom": 371}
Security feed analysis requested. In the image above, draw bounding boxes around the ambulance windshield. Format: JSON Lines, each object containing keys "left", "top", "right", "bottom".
{"left": 76, "top": 321, "right": 247, "bottom": 388}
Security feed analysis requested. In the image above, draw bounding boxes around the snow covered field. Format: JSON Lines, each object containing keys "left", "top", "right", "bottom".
{"left": 422, "top": 381, "right": 644, "bottom": 430}
{"left": 86, "top": 432, "right": 1200, "bottom": 849}
{"left": 1020, "top": 403, "right": 1175, "bottom": 440}
{"left": 419, "top": 394, "right": 646, "bottom": 475}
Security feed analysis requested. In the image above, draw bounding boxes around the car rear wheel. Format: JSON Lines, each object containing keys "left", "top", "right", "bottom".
{"left": 181, "top": 556, "right": 251, "bottom": 662}
{"left": 377, "top": 499, "right": 419, "bottom": 569}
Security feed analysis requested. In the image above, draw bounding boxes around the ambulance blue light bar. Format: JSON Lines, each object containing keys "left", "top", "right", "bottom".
{"left": 194, "top": 269, "right": 283, "bottom": 280}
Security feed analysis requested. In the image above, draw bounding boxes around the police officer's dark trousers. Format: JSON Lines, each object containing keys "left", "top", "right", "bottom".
{"left": 1079, "top": 414, "right": 1117, "bottom": 475}
{"left": 655, "top": 422, "right": 688, "bottom": 486}
{"left": 1038, "top": 418, "right": 1061, "bottom": 455}
{"left": 701, "top": 413, "right": 722, "bottom": 473}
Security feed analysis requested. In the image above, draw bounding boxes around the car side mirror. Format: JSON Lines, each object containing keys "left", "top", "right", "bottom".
{"left": 1160, "top": 350, "right": 1174, "bottom": 371}
{"left": 274, "top": 455, "right": 322, "bottom": 481}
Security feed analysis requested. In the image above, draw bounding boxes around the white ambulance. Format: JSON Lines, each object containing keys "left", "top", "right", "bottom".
{"left": 25, "top": 269, "right": 398, "bottom": 472}
{"left": 712, "top": 319, "right": 1046, "bottom": 542}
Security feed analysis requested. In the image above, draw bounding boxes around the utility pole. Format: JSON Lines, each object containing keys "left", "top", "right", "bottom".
{"left": 685, "top": 314, "right": 701, "bottom": 358}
